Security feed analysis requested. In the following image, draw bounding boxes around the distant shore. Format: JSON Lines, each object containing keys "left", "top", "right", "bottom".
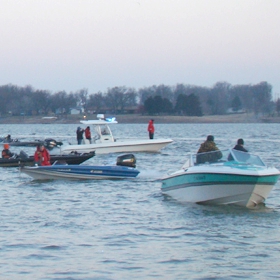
{"left": 0, "top": 113, "right": 279, "bottom": 124}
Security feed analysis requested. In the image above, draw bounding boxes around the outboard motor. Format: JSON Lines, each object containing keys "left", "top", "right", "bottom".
{"left": 19, "top": 150, "right": 28, "bottom": 159}
{"left": 44, "top": 138, "right": 63, "bottom": 150}
{"left": 116, "top": 154, "right": 136, "bottom": 168}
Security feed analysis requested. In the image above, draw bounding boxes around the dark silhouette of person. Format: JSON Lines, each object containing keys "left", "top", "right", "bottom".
{"left": 233, "top": 138, "right": 248, "bottom": 152}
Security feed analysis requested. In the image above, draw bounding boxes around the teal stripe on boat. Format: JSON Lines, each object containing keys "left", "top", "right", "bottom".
{"left": 162, "top": 173, "right": 279, "bottom": 190}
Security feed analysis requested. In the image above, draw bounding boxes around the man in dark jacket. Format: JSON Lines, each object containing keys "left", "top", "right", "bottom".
{"left": 233, "top": 138, "right": 248, "bottom": 152}
{"left": 76, "top": 127, "right": 84, "bottom": 145}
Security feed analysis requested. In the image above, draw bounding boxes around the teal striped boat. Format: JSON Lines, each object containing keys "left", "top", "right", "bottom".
{"left": 161, "top": 149, "right": 280, "bottom": 208}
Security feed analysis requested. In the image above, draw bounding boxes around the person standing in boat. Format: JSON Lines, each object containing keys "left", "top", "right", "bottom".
{"left": 76, "top": 127, "right": 84, "bottom": 145}
{"left": 85, "top": 126, "right": 92, "bottom": 144}
{"left": 34, "top": 144, "right": 51, "bottom": 166}
{"left": 233, "top": 138, "right": 248, "bottom": 152}
{"left": 147, "top": 119, "right": 155, "bottom": 139}
{"left": 197, "top": 135, "right": 222, "bottom": 163}
{"left": 2, "top": 143, "right": 15, "bottom": 159}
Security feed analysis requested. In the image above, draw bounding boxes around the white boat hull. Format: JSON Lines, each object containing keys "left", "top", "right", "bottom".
{"left": 60, "top": 139, "right": 173, "bottom": 154}
{"left": 162, "top": 182, "right": 274, "bottom": 208}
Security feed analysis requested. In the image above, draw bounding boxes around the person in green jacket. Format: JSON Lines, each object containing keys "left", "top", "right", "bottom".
{"left": 196, "top": 135, "right": 222, "bottom": 164}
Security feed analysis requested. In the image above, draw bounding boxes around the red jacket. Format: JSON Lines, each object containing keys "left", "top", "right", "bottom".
{"left": 34, "top": 147, "right": 51, "bottom": 166}
{"left": 147, "top": 120, "right": 155, "bottom": 133}
{"left": 85, "top": 127, "right": 91, "bottom": 139}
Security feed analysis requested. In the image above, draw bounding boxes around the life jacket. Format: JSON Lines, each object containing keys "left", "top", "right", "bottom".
{"left": 2, "top": 149, "right": 11, "bottom": 159}
{"left": 34, "top": 149, "right": 51, "bottom": 166}
{"left": 85, "top": 128, "right": 91, "bottom": 139}
{"left": 147, "top": 121, "right": 155, "bottom": 133}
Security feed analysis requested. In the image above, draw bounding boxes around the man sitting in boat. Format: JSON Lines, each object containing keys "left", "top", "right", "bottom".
{"left": 196, "top": 135, "right": 222, "bottom": 164}
{"left": 233, "top": 138, "right": 248, "bottom": 152}
{"left": 5, "top": 134, "right": 12, "bottom": 142}
{"left": 34, "top": 144, "right": 51, "bottom": 166}
{"left": 2, "top": 143, "right": 15, "bottom": 159}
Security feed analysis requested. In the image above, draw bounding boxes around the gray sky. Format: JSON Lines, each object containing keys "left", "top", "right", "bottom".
{"left": 1, "top": 0, "right": 279, "bottom": 98}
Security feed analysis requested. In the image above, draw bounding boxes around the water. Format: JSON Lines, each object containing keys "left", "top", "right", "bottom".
{"left": 1, "top": 123, "right": 280, "bottom": 279}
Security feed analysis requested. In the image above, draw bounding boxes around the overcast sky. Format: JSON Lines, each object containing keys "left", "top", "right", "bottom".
{"left": 1, "top": 0, "right": 279, "bottom": 97}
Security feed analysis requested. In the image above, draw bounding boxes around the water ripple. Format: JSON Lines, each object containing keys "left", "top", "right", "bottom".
{"left": 1, "top": 123, "right": 280, "bottom": 279}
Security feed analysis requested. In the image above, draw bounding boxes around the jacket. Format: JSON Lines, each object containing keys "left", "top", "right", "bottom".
{"left": 233, "top": 144, "right": 248, "bottom": 152}
{"left": 197, "top": 140, "right": 222, "bottom": 163}
{"left": 76, "top": 128, "right": 84, "bottom": 140}
{"left": 147, "top": 121, "right": 155, "bottom": 133}
{"left": 2, "top": 149, "right": 14, "bottom": 159}
{"left": 34, "top": 148, "right": 51, "bottom": 166}
{"left": 85, "top": 127, "right": 91, "bottom": 139}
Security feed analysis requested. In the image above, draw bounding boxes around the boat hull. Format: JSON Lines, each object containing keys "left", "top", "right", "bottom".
{"left": 161, "top": 170, "right": 280, "bottom": 208}
{"left": 21, "top": 165, "right": 139, "bottom": 180}
{"left": 0, "top": 152, "right": 95, "bottom": 167}
{"left": 60, "top": 139, "right": 173, "bottom": 154}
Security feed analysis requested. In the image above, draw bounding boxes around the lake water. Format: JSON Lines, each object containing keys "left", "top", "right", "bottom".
{"left": 1, "top": 123, "right": 280, "bottom": 279}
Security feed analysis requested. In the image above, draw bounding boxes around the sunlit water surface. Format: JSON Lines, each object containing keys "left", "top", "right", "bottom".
{"left": 1, "top": 123, "right": 280, "bottom": 279}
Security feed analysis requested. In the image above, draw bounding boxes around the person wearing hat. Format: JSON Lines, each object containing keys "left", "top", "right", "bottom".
{"left": 76, "top": 126, "right": 84, "bottom": 145}
{"left": 147, "top": 119, "right": 155, "bottom": 139}
{"left": 196, "top": 135, "right": 222, "bottom": 163}
{"left": 34, "top": 144, "right": 51, "bottom": 166}
{"left": 233, "top": 138, "right": 248, "bottom": 152}
{"left": 2, "top": 143, "right": 15, "bottom": 159}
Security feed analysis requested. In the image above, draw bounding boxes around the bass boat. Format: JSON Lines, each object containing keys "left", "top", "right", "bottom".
{"left": 0, "top": 137, "right": 63, "bottom": 148}
{"left": 60, "top": 114, "right": 173, "bottom": 155}
{"left": 20, "top": 154, "right": 139, "bottom": 180}
{"left": 0, "top": 151, "right": 95, "bottom": 168}
{"left": 161, "top": 149, "right": 280, "bottom": 208}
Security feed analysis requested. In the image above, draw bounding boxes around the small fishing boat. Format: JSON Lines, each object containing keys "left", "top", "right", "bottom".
{"left": 20, "top": 154, "right": 139, "bottom": 180}
{"left": 161, "top": 149, "right": 280, "bottom": 208}
{"left": 0, "top": 139, "right": 43, "bottom": 147}
{"left": 0, "top": 137, "right": 63, "bottom": 148}
{"left": 0, "top": 151, "right": 95, "bottom": 167}
{"left": 60, "top": 114, "right": 173, "bottom": 155}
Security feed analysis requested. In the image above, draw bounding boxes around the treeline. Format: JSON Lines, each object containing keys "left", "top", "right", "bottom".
{"left": 0, "top": 81, "right": 278, "bottom": 117}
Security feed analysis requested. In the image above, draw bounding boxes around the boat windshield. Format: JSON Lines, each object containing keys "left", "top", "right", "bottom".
{"left": 228, "top": 149, "right": 265, "bottom": 166}
{"left": 192, "top": 149, "right": 266, "bottom": 167}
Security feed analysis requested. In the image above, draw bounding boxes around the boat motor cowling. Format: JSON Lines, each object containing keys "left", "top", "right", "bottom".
{"left": 116, "top": 154, "right": 136, "bottom": 168}
{"left": 44, "top": 138, "right": 63, "bottom": 150}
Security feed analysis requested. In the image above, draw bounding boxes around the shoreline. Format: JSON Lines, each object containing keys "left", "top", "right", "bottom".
{"left": 0, "top": 113, "right": 278, "bottom": 124}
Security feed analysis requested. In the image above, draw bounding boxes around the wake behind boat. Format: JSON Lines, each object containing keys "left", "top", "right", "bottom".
{"left": 161, "top": 149, "right": 280, "bottom": 208}
{"left": 60, "top": 114, "right": 173, "bottom": 155}
{"left": 21, "top": 154, "right": 139, "bottom": 180}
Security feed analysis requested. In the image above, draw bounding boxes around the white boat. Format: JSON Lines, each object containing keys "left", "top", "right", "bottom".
{"left": 60, "top": 115, "right": 173, "bottom": 155}
{"left": 21, "top": 154, "right": 140, "bottom": 180}
{"left": 161, "top": 149, "right": 280, "bottom": 208}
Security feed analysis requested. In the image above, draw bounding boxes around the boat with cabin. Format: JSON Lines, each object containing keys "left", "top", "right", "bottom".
{"left": 60, "top": 114, "right": 173, "bottom": 155}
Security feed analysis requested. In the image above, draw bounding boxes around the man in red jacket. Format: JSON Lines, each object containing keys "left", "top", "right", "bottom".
{"left": 85, "top": 126, "right": 92, "bottom": 144}
{"left": 34, "top": 144, "right": 51, "bottom": 166}
{"left": 147, "top": 119, "right": 155, "bottom": 139}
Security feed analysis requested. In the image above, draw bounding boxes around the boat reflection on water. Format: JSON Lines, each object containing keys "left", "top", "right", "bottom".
{"left": 161, "top": 149, "right": 280, "bottom": 208}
